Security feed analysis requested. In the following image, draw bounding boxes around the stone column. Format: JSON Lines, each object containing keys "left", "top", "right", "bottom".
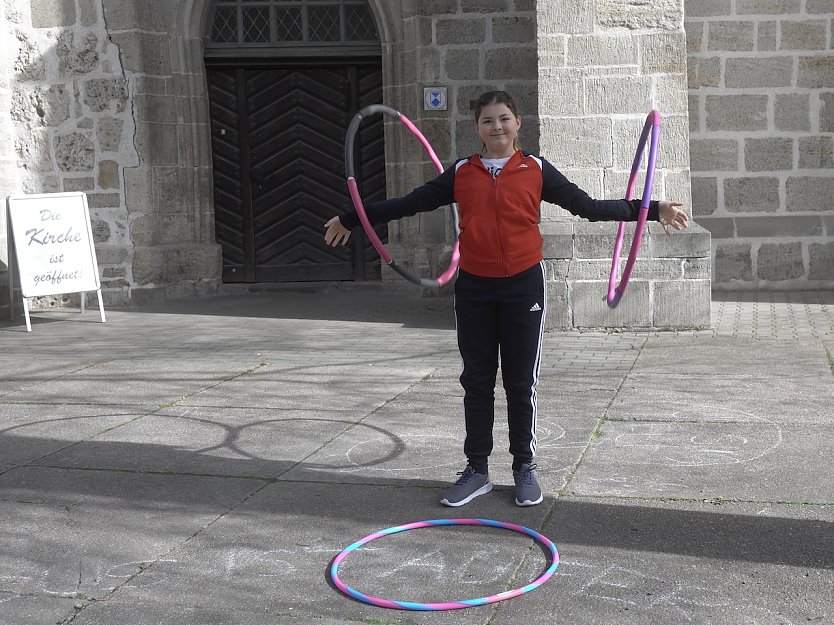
{"left": 538, "top": 0, "right": 712, "bottom": 329}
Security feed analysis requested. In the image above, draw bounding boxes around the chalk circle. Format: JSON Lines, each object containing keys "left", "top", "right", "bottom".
{"left": 607, "top": 110, "right": 661, "bottom": 308}
{"left": 345, "top": 104, "right": 460, "bottom": 288}
{"left": 329, "top": 518, "right": 559, "bottom": 611}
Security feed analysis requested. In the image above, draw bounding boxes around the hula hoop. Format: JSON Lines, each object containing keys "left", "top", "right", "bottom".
{"left": 345, "top": 104, "right": 460, "bottom": 288}
{"left": 606, "top": 110, "right": 661, "bottom": 308}
{"left": 329, "top": 518, "right": 559, "bottom": 611}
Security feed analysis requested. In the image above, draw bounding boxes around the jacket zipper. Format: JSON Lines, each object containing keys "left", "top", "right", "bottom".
{"left": 491, "top": 170, "right": 510, "bottom": 276}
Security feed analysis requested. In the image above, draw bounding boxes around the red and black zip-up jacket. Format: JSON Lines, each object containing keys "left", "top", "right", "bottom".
{"left": 339, "top": 150, "right": 660, "bottom": 278}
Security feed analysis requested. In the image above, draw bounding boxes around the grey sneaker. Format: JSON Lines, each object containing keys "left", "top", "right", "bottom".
{"left": 440, "top": 466, "right": 492, "bottom": 507}
{"left": 513, "top": 463, "right": 543, "bottom": 506}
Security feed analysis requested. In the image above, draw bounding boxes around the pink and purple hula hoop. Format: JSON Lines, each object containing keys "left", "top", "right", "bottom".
{"left": 607, "top": 110, "right": 662, "bottom": 308}
{"left": 329, "top": 518, "right": 559, "bottom": 611}
{"left": 345, "top": 105, "right": 460, "bottom": 288}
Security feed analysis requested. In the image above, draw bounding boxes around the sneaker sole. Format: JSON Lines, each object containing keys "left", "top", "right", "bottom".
{"left": 440, "top": 482, "right": 493, "bottom": 507}
{"left": 514, "top": 494, "right": 543, "bottom": 507}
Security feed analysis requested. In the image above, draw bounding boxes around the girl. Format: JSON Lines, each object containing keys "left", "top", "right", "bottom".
{"left": 324, "top": 91, "right": 688, "bottom": 507}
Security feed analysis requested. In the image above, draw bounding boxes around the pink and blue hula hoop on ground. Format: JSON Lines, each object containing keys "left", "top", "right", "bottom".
{"left": 345, "top": 104, "right": 460, "bottom": 288}
{"left": 607, "top": 110, "right": 661, "bottom": 308}
{"left": 329, "top": 518, "right": 559, "bottom": 611}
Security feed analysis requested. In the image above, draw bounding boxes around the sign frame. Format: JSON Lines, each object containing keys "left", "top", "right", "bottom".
{"left": 6, "top": 192, "right": 106, "bottom": 332}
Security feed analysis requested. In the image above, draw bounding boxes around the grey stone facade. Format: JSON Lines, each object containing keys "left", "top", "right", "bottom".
{"left": 686, "top": 0, "right": 834, "bottom": 290}
{"left": 0, "top": 0, "right": 718, "bottom": 329}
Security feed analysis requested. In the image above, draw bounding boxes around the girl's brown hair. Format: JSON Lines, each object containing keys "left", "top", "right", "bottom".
{"left": 473, "top": 90, "right": 521, "bottom": 152}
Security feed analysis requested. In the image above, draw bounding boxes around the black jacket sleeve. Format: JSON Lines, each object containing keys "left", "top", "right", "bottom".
{"left": 540, "top": 158, "right": 660, "bottom": 222}
{"left": 338, "top": 164, "right": 458, "bottom": 230}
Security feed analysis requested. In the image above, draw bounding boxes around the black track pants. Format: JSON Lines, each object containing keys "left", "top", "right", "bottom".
{"left": 454, "top": 261, "right": 547, "bottom": 473}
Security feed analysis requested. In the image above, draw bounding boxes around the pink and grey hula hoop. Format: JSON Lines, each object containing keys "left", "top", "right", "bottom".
{"left": 345, "top": 105, "right": 460, "bottom": 288}
{"left": 329, "top": 518, "right": 559, "bottom": 611}
{"left": 607, "top": 110, "right": 661, "bottom": 308}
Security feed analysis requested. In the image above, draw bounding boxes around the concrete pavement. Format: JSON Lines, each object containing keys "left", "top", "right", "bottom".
{"left": 1, "top": 286, "right": 832, "bottom": 625}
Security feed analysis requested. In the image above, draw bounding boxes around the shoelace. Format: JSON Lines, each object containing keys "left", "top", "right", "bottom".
{"left": 455, "top": 467, "right": 477, "bottom": 484}
{"left": 517, "top": 464, "right": 538, "bottom": 485}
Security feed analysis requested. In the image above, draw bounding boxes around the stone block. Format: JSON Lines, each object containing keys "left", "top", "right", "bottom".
{"left": 757, "top": 242, "right": 804, "bottom": 282}
{"left": 79, "top": 1, "right": 98, "bottom": 26}
{"left": 62, "top": 177, "right": 95, "bottom": 192}
{"left": 130, "top": 285, "right": 167, "bottom": 306}
{"left": 821, "top": 93, "right": 834, "bottom": 133}
{"left": 775, "top": 94, "right": 811, "bottom": 132}
{"left": 538, "top": 70, "right": 581, "bottom": 114}
{"left": 707, "top": 20, "right": 755, "bottom": 51}
{"left": 14, "top": 31, "right": 46, "bottom": 81}
{"left": 705, "top": 95, "right": 768, "bottom": 131}
{"left": 90, "top": 218, "right": 111, "bottom": 243}
{"left": 135, "top": 123, "right": 180, "bottom": 166}
{"left": 492, "top": 16, "right": 535, "bottom": 43}
{"left": 649, "top": 222, "right": 711, "bottom": 258}
{"left": 443, "top": 48, "right": 481, "bottom": 80}
{"left": 54, "top": 132, "right": 95, "bottom": 172}
{"left": 538, "top": 35, "right": 567, "bottom": 69}
{"left": 31, "top": 0, "right": 75, "bottom": 27}
{"left": 85, "top": 193, "right": 121, "bottom": 209}
{"left": 714, "top": 243, "right": 752, "bottom": 282}
{"left": 757, "top": 21, "right": 778, "bottom": 50}
{"left": 724, "top": 177, "right": 780, "bottom": 213}
{"left": 96, "top": 117, "right": 125, "bottom": 152}
{"left": 585, "top": 75, "right": 653, "bottom": 116}
{"left": 132, "top": 243, "right": 222, "bottom": 285}
{"left": 108, "top": 32, "right": 171, "bottom": 76}
{"left": 798, "top": 137, "right": 834, "bottom": 169}
{"left": 725, "top": 56, "right": 793, "bottom": 88}
{"left": 695, "top": 217, "right": 734, "bottom": 239}
{"left": 574, "top": 220, "right": 646, "bottom": 260}
{"left": 597, "top": 0, "right": 682, "bottom": 30}
{"left": 808, "top": 0, "right": 834, "bottom": 11}
{"left": 808, "top": 242, "right": 834, "bottom": 280}
{"left": 736, "top": 215, "right": 823, "bottom": 238}
{"left": 56, "top": 31, "right": 99, "bottom": 76}
{"left": 781, "top": 20, "right": 828, "bottom": 50}
{"left": 133, "top": 94, "right": 177, "bottom": 124}
{"left": 460, "top": 0, "right": 509, "bottom": 13}
{"left": 744, "top": 138, "right": 793, "bottom": 171}
{"left": 798, "top": 56, "right": 834, "bottom": 88}
{"left": 567, "top": 34, "right": 637, "bottom": 68}
{"left": 571, "top": 280, "right": 651, "bottom": 329}
{"left": 94, "top": 244, "right": 129, "bottom": 265}
{"left": 640, "top": 31, "right": 687, "bottom": 74}
{"left": 484, "top": 47, "right": 537, "bottom": 80}
{"left": 84, "top": 78, "right": 128, "bottom": 113}
{"left": 98, "top": 160, "right": 119, "bottom": 189}
{"left": 538, "top": 0, "right": 594, "bottom": 35}
{"left": 736, "top": 0, "right": 802, "bottom": 14}
{"left": 689, "top": 139, "right": 739, "bottom": 172}
{"left": 652, "top": 280, "right": 711, "bottom": 329}
{"left": 683, "top": 0, "right": 730, "bottom": 17}
{"left": 435, "top": 18, "right": 486, "bottom": 45}
{"left": 544, "top": 279, "right": 570, "bottom": 330}
{"left": 540, "top": 116, "right": 612, "bottom": 168}
{"left": 685, "top": 21, "right": 704, "bottom": 52}
{"left": 687, "top": 56, "right": 720, "bottom": 88}
{"left": 540, "top": 220, "right": 573, "bottom": 259}
{"left": 786, "top": 176, "right": 834, "bottom": 212}
{"left": 691, "top": 176, "right": 718, "bottom": 215}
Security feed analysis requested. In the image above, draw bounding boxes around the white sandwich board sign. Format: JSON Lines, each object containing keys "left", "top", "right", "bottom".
{"left": 6, "top": 192, "right": 106, "bottom": 331}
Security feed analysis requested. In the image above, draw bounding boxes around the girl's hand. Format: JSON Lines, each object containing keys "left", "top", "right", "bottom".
{"left": 658, "top": 201, "right": 688, "bottom": 235}
{"left": 324, "top": 217, "right": 351, "bottom": 247}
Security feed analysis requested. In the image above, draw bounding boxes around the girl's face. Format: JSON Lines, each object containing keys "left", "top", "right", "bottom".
{"left": 475, "top": 103, "right": 521, "bottom": 158}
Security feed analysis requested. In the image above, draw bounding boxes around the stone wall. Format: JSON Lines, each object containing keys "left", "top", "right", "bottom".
{"left": 536, "top": 0, "right": 711, "bottom": 329}
{"left": 381, "top": 0, "right": 540, "bottom": 284}
{"left": 0, "top": 0, "right": 220, "bottom": 312}
{"left": 686, "top": 0, "right": 834, "bottom": 290}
